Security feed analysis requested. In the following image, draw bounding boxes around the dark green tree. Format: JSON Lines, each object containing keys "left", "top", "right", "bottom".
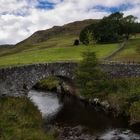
{"left": 94, "top": 17, "right": 121, "bottom": 43}
{"left": 108, "top": 12, "right": 124, "bottom": 21}
{"left": 80, "top": 12, "right": 140, "bottom": 44}
{"left": 75, "top": 51, "right": 106, "bottom": 98}
{"left": 121, "top": 15, "right": 138, "bottom": 39}
{"left": 79, "top": 24, "right": 96, "bottom": 45}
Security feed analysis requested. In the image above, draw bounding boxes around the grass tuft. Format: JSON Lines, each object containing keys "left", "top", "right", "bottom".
{"left": 0, "top": 97, "right": 54, "bottom": 140}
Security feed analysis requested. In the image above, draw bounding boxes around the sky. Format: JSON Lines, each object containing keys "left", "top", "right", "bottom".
{"left": 0, "top": 0, "right": 140, "bottom": 45}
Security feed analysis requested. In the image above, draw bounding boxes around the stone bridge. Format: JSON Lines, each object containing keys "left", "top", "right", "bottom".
{"left": 0, "top": 62, "right": 140, "bottom": 96}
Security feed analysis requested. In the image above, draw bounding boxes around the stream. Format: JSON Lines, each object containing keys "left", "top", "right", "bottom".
{"left": 28, "top": 90, "right": 140, "bottom": 140}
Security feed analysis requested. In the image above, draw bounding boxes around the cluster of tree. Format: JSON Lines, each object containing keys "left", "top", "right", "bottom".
{"left": 80, "top": 12, "right": 140, "bottom": 44}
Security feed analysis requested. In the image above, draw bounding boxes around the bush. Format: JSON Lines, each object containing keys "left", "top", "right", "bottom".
{"left": 129, "top": 101, "right": 140, "bottom": 125}
{"left": 106, "top": 78, "right": 140, "bottom": 122}
{"left": 0, "top": 97, "right": 54, "bottom": 140}
{"left": 107, "top": 93, "right": 130, "bottom": 116}
{"left": 73, "top": 39, "right": 80, "bottom": 46}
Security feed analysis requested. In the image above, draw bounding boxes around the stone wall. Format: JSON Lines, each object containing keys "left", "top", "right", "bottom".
{"left": 0, "top": 62, "right": 140, "bottom": 96}
{"left": 101, "top": 63, "right": 140, "bottom": 78}
{"left": 0, "top": 62, "right": 77, "bottom": 96}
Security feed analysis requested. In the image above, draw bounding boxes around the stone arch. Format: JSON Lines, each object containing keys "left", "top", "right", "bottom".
{"left": 0, "top": 62, "right": 77, "bottom": 96}
{"left": 29, "top": 74, "right": 77, "bottom": 95}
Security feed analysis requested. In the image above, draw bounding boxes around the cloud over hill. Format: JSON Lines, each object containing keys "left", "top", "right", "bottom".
{"left": 0, "top": 0, "right": 140, "bottom": 44}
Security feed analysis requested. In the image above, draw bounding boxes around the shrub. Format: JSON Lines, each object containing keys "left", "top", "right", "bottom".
{"left": 73, "top": 39, "right": 80, "bottom": 46}
{"left": 129, "top": 101, "right": 140, "bottom": 124}
{"left": 0, "top": 97, "right": 54, "bottom": 140}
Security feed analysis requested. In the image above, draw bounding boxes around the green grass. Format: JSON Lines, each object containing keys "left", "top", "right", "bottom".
{"left": 34, "top": 76, "right": 59, "bottom": 91}
{"left": 106, "top": 78, "right": 140, "bottom": 124}
{"left": 0, "top": 97, "right": 54, "bottom": 140}
{"left": 0, "top": 34, "right": 119, "bottom": 67}
{"left": 0, "top": 42, "right": 118, "bottom": 67}
{"left": 112, "top": 35, "right": 140, "bottom": 62}
{"left": 0, "top": 33, "right": 139, "bottom": 68}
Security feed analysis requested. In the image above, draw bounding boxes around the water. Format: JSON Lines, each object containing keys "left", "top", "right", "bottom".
{"left": 28, "top": 90, "right": 140, "bottom": 139}
{"left": 28, "top": 90, "right": 62, "bottom": 119}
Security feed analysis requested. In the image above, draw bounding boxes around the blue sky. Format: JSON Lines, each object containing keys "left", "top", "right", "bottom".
{"left": 0, "top": 0, "right": 140, "bottom": 44}
{"left": 94, "top": 3, "right": 134, "bottom": 13}
{"left": 36, "top": 1, "right": 55, "bottom": 9}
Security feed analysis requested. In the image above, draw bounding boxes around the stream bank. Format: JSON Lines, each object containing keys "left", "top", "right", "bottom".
{"left": 28, "top": 90, "right": 140, "bottom": 140}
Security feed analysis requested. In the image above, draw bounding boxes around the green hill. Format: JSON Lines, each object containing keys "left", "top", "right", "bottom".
{"left": 17, "top": 19, "right": 97, "bottom": 46}
{"left": 112, "top": 35, "right": 140, "bottom": 63}
{"left": 0, "top": 19, "right": 97, "bottom": 57}
{"left": 0, "top": 19, "right": 139, "bottom": 68}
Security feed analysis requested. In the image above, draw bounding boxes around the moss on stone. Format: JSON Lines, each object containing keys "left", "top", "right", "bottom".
{"left": 35, "top": 76, "right": 59, "bottom": 91}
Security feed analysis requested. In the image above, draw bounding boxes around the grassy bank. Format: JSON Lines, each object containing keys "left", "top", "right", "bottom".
{"left": 0, "top": 43, "right": 118, "bottom": 68}
{"left": 112, "top": 35, "right": 140, "bottom": 62}
{"left": 92, "top": 77, "right": 140, "bottom": 125}
{"left": 107, "top": 78, "right": 140, "bottom": 124}
{"left": 0, "top": 34, "right": 140, "bottom": 68}
{"left": 0, "top": 97, "right": 54, "bottom": 140}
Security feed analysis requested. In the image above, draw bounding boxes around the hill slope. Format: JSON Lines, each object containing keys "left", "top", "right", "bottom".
{"left": 16, "top": 19, "right": 97, "bottom": 46}
{"left": 0, "top": 19, "right": 97, "bottom": 57}
{"left": 112, "top": 35, "right": 140, "bottom": 63}
{"left": 1, "top": 19, "right": 139, "bottom": 67}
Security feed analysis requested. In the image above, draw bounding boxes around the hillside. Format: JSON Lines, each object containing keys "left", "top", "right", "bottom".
{"left": 0, "top": 19, "right": 97, "bottom": 57}
{"left": 0, "top": 44, "right": 14, "bottom": 47}
{"left": 0, "top": 19, "right": 139, "bottom": 68}
{"left": 112, "top": 35, "right": 140, "bottom": 63}
{"left": 16, "top": 19, "right": 97, "bottom": 46}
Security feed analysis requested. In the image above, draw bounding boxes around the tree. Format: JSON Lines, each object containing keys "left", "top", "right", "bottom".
{"left": 79, "top": 26, "right": 89, "bottom": 45}
{"left": 75, "top": 51, "right": 106, "bottom": 98}
{"left": 108, "top": 12, "right": 124, "bottom": 21}
{"left": 80, "top": 12, "right": 140, "bottom": 44}
{"left": 86, "top": 30, "right": 96, "bottom": 46}
{"left": 121, "top": 15, "right": 138, "bottom": 39}
{"left": 94, "top": 17, "right": 121, "bottom": 43}
{"left": 79, "top": 23, "right": 97, "bottom": 45}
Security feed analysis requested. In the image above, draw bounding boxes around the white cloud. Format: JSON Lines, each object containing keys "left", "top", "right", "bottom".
{"left": 0, "top": 0, "right": 140, "bottom": 45}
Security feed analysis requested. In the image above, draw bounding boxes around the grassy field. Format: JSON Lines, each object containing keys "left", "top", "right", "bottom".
{"left": 0, "top": 97, "right": 54, "bottom": 140}
{"left": 0, "top": 35, "right": 119, "bottom": 67}
{"left": 0, "top": 33, "right": 139, "bottom": 68}
{"left": 112, "top": 35, "right": 140, "bottom": 62}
